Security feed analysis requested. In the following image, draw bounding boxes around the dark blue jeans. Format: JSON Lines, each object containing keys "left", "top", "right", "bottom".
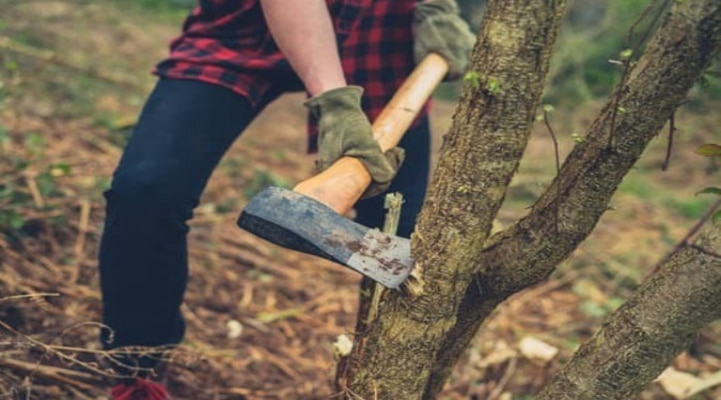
{"left": 98, "top": 78, "right": 430, "bottom": 357}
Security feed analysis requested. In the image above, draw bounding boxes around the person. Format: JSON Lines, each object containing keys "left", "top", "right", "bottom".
{"left": 98, "top": 0, "right": 474, "bottom": 398}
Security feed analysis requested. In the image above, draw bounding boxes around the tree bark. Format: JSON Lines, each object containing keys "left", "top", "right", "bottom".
{"left": 343, "top": 0, "right": 721, "bottom": 399}
{"left": 342, "top": 1, "right": 566, "bottom": 399}
{"left": 427, "top": 4, "right": 721, "bottom": 396}
{"left": 536, "top": 221, "right": 721, "bottom": 399}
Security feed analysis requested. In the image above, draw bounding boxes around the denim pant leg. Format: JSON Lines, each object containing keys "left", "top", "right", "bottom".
{"left": 354, "top": 116, "right": 431, "bottom": 238}
{"left": 98, "top": 78, "right": 259, "bottom": 356}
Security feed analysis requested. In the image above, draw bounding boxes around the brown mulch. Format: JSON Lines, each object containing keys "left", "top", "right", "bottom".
{"left": 2, "top": 101, "right": 721, "bottom": 400}
{"left": 0, "top": 99, "right": 362, "bottom": 399}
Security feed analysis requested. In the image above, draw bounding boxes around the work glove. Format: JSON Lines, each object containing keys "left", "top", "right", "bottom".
{"left": 413, "top": 0, "right": 476, "bottom": 81}
{"left": 305, "top": 86, "right": 405, "bottom": 198}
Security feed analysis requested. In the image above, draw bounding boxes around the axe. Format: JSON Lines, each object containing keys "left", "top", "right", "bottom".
{"left": 238, "top": 53, "right": 449, "bottom": 289}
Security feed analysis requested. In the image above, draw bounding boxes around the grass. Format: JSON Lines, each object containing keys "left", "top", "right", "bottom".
{"left": 618, "top": 173, "right": 715, "bottom": 219}
{"left": 1, "top": 0, "right": 186, "bottom": 124}
{"left": 664, "top": 196, "right": 715, "bottom": 219}
{"left": 107, "top": 0, "right": 192, "bottom": 22}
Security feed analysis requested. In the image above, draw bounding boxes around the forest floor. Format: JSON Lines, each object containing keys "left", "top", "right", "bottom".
{"left": 1, "top": 1, "right": 720, "bottom": 399}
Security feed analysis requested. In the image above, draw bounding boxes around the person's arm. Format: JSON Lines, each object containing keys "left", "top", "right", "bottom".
{"left": 259, "top": 0, "right": 346, "bottom": 96}
{"left": 260, "top": 0, "right": 403, "bottom": 197}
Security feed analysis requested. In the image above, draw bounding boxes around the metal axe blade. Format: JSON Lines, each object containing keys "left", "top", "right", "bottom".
{"left": 237, "top": 186, "right": 413, "bottom": 289}
{"left": 236, "top": 55, "right": 448, "bottom": 289}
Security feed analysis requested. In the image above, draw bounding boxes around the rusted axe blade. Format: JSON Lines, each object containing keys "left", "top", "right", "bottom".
{"left": 237, "top": 186, "right": 413, "bottom": 289}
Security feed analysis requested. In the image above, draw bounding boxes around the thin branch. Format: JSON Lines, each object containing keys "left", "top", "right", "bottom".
{"left": 688, "top": 243, "right": 721, "bottom": 259}
{"left": 488, "top": 357, "right": 518, "bottom": 400}
{"left": 336, "top": 192, "right": 404, "bottom": 393}
{"left": 476, "top": 0, "right": 721, "bottom": 298}
{"left": 650, "top": 198, "right": 721, "bottom": 275}
{"left": 542, "top": 108, "right": 561, "bottom": 233}
{"left": 662, "top": 112, "right": 676, "bottom": 171}
{"left": 608, "top": 0, "right": 671, "bottom": 147}
{"left": 0, "top": 293, "right": 60, "bottom": 303}
{"left": 542, "top": 110, "right": 561, "bottom": 175}
{"left": 627, "top": 0, "right": 673, "bottom": 49}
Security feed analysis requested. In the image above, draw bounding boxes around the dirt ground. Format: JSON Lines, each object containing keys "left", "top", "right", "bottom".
{"left": 1, "top": 2, "right": 720, "bottom": 399}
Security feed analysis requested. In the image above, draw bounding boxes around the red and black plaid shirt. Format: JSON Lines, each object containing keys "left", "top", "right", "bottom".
{"left": 154, "top": 0, "right": 427, "bottom": 151}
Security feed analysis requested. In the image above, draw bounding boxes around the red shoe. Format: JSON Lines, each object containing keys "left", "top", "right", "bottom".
{"left": 111, "top": 378, "right": 172, "bottom": 400}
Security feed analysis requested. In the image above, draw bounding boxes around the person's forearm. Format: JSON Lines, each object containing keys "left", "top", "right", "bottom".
{"left": 260, "top": 0, "right": 347, "bottom": 96}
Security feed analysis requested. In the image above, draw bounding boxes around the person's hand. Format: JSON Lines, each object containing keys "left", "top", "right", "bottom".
{"left": 305, "top": 86, "right": 405, "bottom": 198}
{"left": 413, "top": 0, "right": 476, "bottom": 81}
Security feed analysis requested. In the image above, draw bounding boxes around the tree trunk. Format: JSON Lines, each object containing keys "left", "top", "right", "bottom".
{"left": 341, "top": 1, "right": 567, "bottom": 399}
{"left": 342, "top": 0, "right": 721, "bottom": 399}
{"left": 428, "top": 3, "right": 721, "bottom": 397}
{"left": 536, "top": 220, "right": 721, "bottom": 399}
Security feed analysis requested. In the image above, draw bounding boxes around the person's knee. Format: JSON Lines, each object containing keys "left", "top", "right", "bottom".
{"left": 105, "top": 161, "right": 194, "bottom": 221}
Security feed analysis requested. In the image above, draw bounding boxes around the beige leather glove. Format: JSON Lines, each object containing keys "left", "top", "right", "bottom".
{"left": 414, "top": 0, "right": 476, "bottom": 81}
{"left": 305, "top": 86, "right": 405, "bottom": 198}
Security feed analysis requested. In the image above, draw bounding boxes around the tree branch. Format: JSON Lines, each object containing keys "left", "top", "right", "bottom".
{"left": 426, "top": 1, "right": 721, "bottom": 394}
{"left": 536, "top": 220, "right": 721, "bottom": 400}
{"left": 479, "top": 0, "right": 721, "bottom": 298}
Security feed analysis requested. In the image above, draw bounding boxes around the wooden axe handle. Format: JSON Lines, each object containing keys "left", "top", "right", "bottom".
{"left": 293, "top": 53, "right": 449, "bottom": 214}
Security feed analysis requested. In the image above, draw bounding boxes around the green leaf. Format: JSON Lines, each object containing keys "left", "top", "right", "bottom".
{"left": 696, "top": 187, "right": 721, "bottom": 196}
{"left": 619, "top": 49, "right": 633, "bottom": 60}
{"left": 606, "top": 297, "right": 625, "bottom": 310}
{"left": 695, "top": 144, "right": 721, "bottom": 157}
{"left": 12, "top": 158, "right": 30, "bottom": 171}
{"left": 0, "top": 185, "right": 12, "bottom": 199}
{"left": 36, "top": 172, "right": 57, "bottom": 197}
{"left": 486, "top": 77, "right": 501, "bottom": 94}
{"left": 0, "top": 125, "right": 9, "bottom": 147}
{"left": 463, "top": 72, "right": 481, "bottom": 89}
{"left": 23, "top": 132, "right": 46, "bottom": 154}
{"left": 49, "top": 163, "right": 72, "bottom": 176}
{"left": 9, "top": 213, "right": 25, "bottom": 230}
{"left": 0, "top": 210, "right": 25, "bottom": 230}
{"left": 4, "top": 60, "right": 19, "bottom": 71}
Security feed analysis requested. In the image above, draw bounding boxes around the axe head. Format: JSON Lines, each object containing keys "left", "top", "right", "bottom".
{"left": 237, "top": 186, "right": 413, "bottom": 289}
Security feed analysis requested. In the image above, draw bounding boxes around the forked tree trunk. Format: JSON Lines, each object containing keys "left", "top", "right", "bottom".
{"left": 341, "top": 0, "right": 721, "bottom": 399}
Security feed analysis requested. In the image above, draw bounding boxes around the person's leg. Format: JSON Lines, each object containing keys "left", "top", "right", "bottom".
{"left": 353, "top": 115, "right": 431, "bottom": 238}
{"left": 98, "top": 78, "right": 259, "bottom": 372}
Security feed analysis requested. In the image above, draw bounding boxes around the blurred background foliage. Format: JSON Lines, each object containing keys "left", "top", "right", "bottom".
{"left": 458, "top": 0, "right": 721, "bottom": 107}
{"left": 1, "top": 0, "right": 719, "bottom": 235}
{"left": 90, "top": 0, "right": 721, "bottom": 107}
